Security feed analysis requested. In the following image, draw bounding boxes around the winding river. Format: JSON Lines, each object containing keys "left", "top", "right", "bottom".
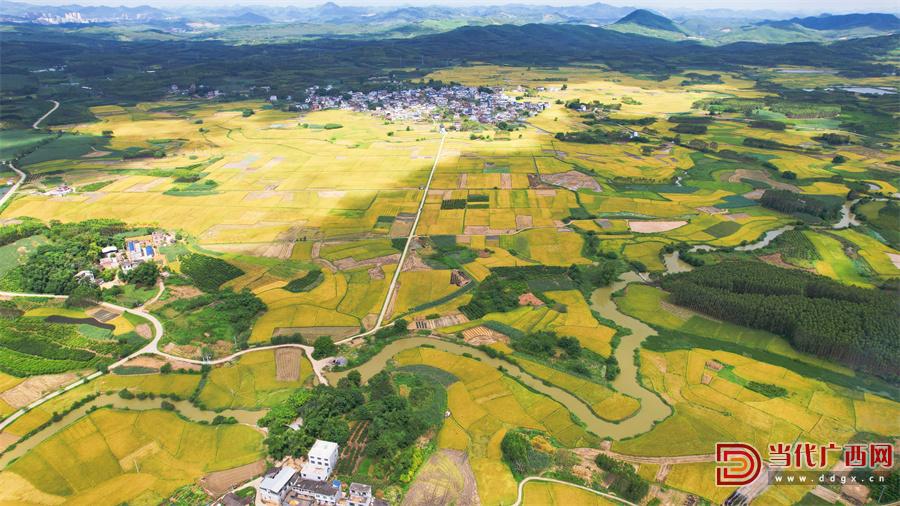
{"left": 327, "top": 280, "right": 673, "bottom": 440}
{"left": 0, "top": 395, "right": 264, "bottom": 469}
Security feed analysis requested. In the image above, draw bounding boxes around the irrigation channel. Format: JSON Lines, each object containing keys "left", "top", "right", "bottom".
{"left": 327, "top": 277, "right": 673, "bottom": 440}
{"left": 0, "top": 394, "right": 264, "bottom": 468}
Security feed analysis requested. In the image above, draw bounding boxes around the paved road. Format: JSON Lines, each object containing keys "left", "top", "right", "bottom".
{"left": 510, "top": 477, "right": 637, "bottom": 506}
{"left": 0, "top": 163, "right": 26, "bottom": 209}
{"left": 32, "top": 100, "right": 60, "bottom": 129}
{"left": 0, "top": 290, "right": 164, "bottom": 432}
{"left": 374, "top": 132, "right": 446, "bottom": 329}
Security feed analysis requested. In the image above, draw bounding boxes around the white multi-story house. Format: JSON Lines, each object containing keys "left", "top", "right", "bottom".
{"left": 301, "top": 440, "right": 338, "bottom": 482}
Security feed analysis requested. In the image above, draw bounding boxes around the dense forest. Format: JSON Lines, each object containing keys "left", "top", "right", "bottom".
{"left": 1, "top": 23, "right": 897, "bottom": 126}
{"left": 759, "top": 190, "right": 843, "bottom": 221}
{"left": 661, "top": 261, "right": 899, "bottom": 380}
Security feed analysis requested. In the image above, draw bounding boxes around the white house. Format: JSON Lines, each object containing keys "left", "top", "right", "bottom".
{"left": 300, "top": 439, "right": 338, "bottom": 482}
{"left": 259, "top": 466, "right": 297, "bottom": 503}
{"left": 347, "top": 482, "right": 373, "bottom": 506}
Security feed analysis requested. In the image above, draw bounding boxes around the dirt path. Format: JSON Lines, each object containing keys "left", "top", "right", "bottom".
{"left": 574, "top": 447, "right": 715, "bottom": 465}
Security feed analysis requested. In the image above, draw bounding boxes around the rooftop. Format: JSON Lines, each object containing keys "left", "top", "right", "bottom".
{"left": 309, "top": 439, "right": 339, "bottom": 457}
{"left": 260, "top": 466, "right": 296, "bottom": 492}
{"left": 293, "top": 477, "right": 341, "bottom": 498}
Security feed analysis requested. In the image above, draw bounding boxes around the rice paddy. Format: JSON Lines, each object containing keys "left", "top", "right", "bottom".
{"left": 1, "top": 62, "right": 898, "bottom": 506}
{"left": 196, "top": 349, "right": 312, "bottom": 410}
{"left": 0, "top": 408, "right": 263, "bottom": 505}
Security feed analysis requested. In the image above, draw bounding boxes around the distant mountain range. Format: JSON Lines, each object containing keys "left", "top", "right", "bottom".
{"left": 0, "top": 1, "right": 896, "bottom": 46}
{"left": 756, "top": 13, "right": 900, "bottom": 31}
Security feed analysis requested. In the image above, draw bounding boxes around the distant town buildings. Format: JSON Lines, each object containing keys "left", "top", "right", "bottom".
{"left": 300, "top": 85, "right": 547, "bottom": 126}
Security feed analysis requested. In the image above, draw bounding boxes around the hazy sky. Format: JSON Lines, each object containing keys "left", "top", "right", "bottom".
{"left": 9, "top": 0, "right": 899, "bottom": 13}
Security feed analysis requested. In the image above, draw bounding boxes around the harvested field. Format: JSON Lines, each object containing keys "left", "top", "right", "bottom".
{"left": 273, "top": 326, "right": 358, "bottom": 339}
{"left": 402, "top": 449, "right": 480, "bottom": 506}
{"left": 515, "top": 215, "right": 533, "bottom": 229}
{"left": 461, "top": 326, "right": 509, "bottom": 346}
{"left": 0, "top": 372, "right": 81, "bottom": 408}
{"left": 334, "top": 253, "right": 400, "bottom": 271}
{"left": 541, "top": 170, "right": 602, "bottom": 192}
{"left": 628, "top": 221, "right": 687, "bottom": 233}
{"left": 409, "top": 313, "right": 469, "bottom": 331}
{"left": 200, "top": 459, "right": 266, "bottom": 497}
{"left": 275, "top": 348, "right": 303, "bottom": 381}
{"left": 117, "top": 355, "right": 201, "bottom": 372}
{"left": 87, "top": 308, "right": 119, "bottom": 322}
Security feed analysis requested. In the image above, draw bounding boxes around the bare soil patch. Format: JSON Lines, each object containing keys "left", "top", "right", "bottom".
{"left": 460, "top": 326, "right": 509, "bottom": 346}
{"left": 275, "top": 348, "right": 302, "bottom": 382}
{"left": 135, "top": 323, "right": 152, "bottom": 339}
{"left": 275, "top": 326, "right": 358, "bottom": 339}
{"left": 200, "top": 460, "right": 267, "bottom": 497}
{"left": 515, "top": 215, "right": 533, "bottom": 229}
{"left": 0, "top": 372, "right": 83, "bottom": 408}
{"left": 335, "top": 253, "right": 400, "bottom": 271}
{"left": 118, "top": 354, "right": 200, "bottom": 372}
{"left": 541, "top": 170, "right": 602, "bottom": 192}
{"left": 628, "top": 220, "right": 687, "bottom": 233}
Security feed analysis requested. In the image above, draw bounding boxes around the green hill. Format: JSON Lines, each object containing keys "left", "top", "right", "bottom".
{"left": 614, "top": 9, "right": 683, "bottom": 33}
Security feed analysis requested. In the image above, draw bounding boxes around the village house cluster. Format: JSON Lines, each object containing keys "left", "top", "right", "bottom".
{"left": 251, "top": 439, "right": 385, "bottom": 506}
{"left": 98, "top": 230, "right": 175, "bottom": 274}
{"left": 298, "top": 85, "right": 547, "bottom": 126}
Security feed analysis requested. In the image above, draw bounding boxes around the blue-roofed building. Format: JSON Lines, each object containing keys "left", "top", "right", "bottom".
{"left": 128, "top": 241, "right": 135, "bottom": 251}
{"left": 145, "top": 245, "right": 153, "bottom": 257}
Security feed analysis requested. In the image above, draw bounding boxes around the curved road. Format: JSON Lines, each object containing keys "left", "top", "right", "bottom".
{"left": 0, "top": 163, "right": 26, "bottom": 209}
{"left": 0, "top": 290, "right": 163, "bottom": 431}
{"left": 511, "top": 477, "right": 637, "bottom": 506}
{"left": 32, "top": 100, "right": 60, "bottom": 129}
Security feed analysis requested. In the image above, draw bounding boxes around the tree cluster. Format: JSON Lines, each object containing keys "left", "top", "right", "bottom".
{"left": 661, "top": 261, "right": 900, "bottom": 380}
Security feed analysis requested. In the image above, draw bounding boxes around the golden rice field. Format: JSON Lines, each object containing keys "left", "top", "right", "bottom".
{"left": 396, "top": 347, "right": 601, "bottom": 505}
{"left": 2, "top": 62, "right": 897, "bottom": 506}
{"left": 196, "top": 349, "right": 312, "bottom": 410}
{"left": 0, "top": 408, "right": 263, "bottom": 506}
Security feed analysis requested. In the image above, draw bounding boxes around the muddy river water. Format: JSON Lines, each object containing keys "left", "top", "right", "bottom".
{"left": 328, "top": 273, "right": 672, "bottom": 440}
